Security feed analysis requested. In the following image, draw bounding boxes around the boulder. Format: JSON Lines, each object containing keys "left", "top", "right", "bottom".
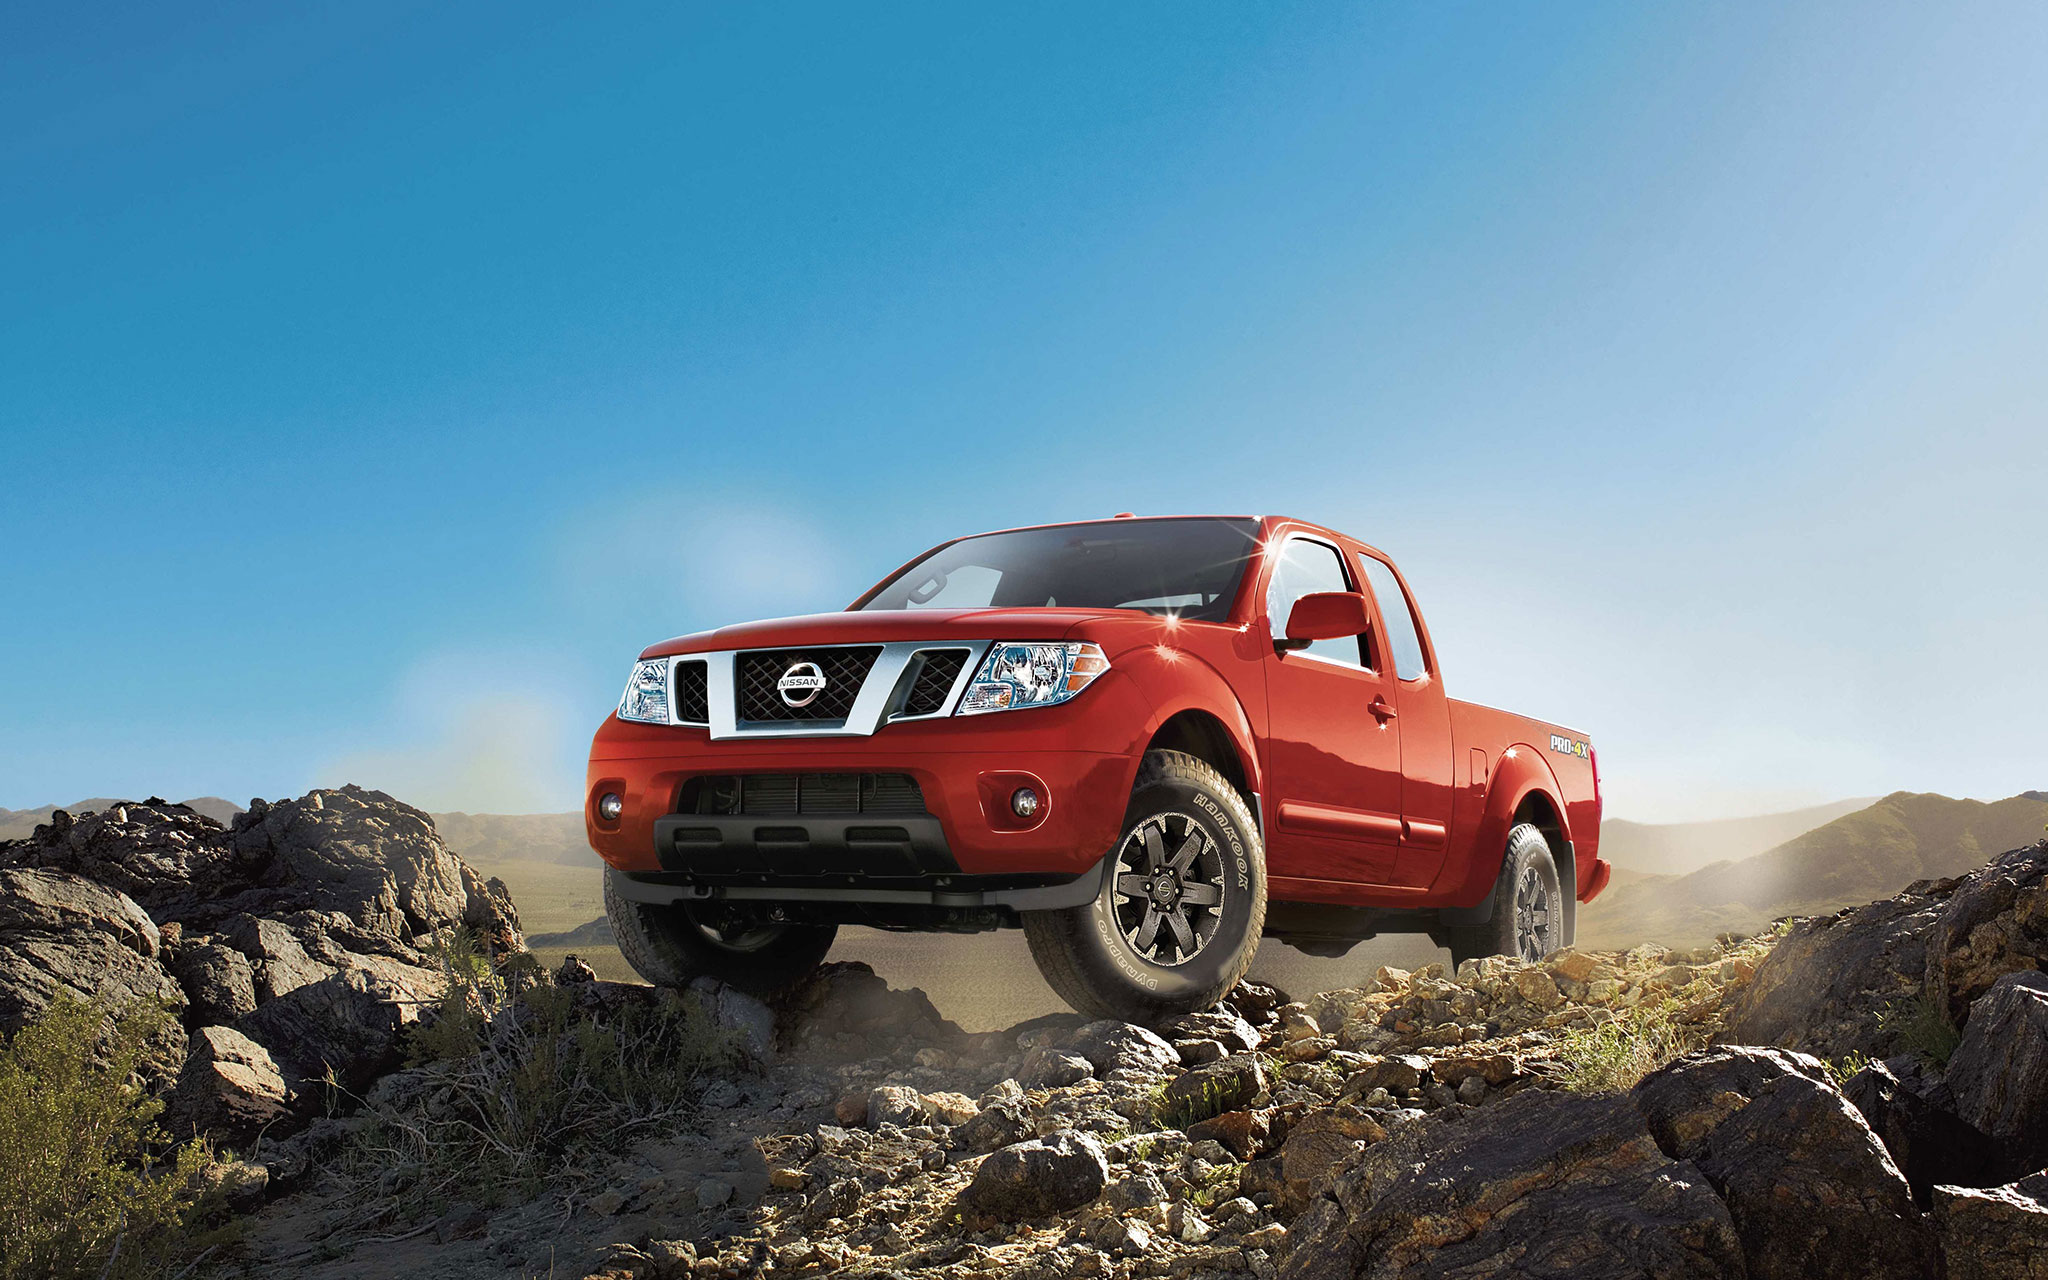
{"left": 687, "top": 977, "right": 777, "bottom": 1062}
{"left": 170, "top": 941, "right": 259, "bottom": 1024}
{"left": 167, "top": 1025, "right": 293, "bottom": 1147}
{"left": 961, "top": 1131, "right": 1110, "bottom": 1221}
{"left": 0, "top": 867, "right": 187, "bottom": 1071}
{"left": 1842, "top": 1057, "right": 2005, "bottom": 1202}
{"left": 1161, "top": 1054, "right": 1266, "bottom": 1125}
{"left": 1280, "top": 1089, "right": 1744, "bottom": 1280}
{"left": 1062, "top": 1020, "right": 1180, "bottom": 1076}
{"left": 1944, "top": 969, "right": 2048, "bottom": 1173}
{"left": 0, "top": 801, "right": 248, "bottom": 920}
{"left": 1274, "top": 1106, "right": 1386, "bottom": 1218}
{"left": 1929, "top": 1173, "right": 2048, "bottom": 1280}
{"left": 1632, "top": 1047, "right": 1936, "bottom": 1280}
{"left": 238, "top": 968, "right": 434, "bottom": 1097}
{"left": 772, "top": 961, "right": 968, "bottom": 1057}
{"left": 218, "top": 914, "right": 335, "bottom": 1002}
{"left": 1725, "top": 840, "right": 2048, "bottom": 1059}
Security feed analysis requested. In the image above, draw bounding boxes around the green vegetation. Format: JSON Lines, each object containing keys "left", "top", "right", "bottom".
{"left": 0, "top": 998, "right": 227, "bottom": 1280}
{"left": 1823, "top": 1052, "right": 1874, "bottom": 1090}
{"left": 1881, "top": 993, "right": 1961, "bottom": 1066}
{"left": 1555, "top": 1000, "right": 1691, "bottom": 1094}
{"left": 337, "top": 931, "right": 743, "bottom": 1214}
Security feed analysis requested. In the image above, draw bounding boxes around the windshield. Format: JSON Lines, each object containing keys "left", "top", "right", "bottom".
{"left": 856, "top": 518, "right": 1261, "bottom": 622}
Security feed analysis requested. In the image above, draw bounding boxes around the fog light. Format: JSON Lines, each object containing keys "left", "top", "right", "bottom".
{"left": 597, "top": 793, "right": 624, "bottom": 821}
{"left": 1011, "top": 787, "right": 1041, "bottom": 819}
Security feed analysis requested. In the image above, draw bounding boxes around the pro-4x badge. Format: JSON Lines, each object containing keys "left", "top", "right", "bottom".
{"left": 1549, "top": 733, "right": 1590, "bottom": 759}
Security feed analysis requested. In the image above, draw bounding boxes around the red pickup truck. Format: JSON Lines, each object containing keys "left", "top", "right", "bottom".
{"left": 587, "top": 515, "right": 1607, "bottom": 1021}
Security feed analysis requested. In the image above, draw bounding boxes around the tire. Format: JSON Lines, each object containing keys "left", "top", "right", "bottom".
{"left": 1022, "top": 750, "right": 1267, "bottom": 1022}
{"left": 1445, "top": 823, "right": 1566, "bottom": 968}
{"left": 604, "top": 868, "right": 837, "bottom": 997}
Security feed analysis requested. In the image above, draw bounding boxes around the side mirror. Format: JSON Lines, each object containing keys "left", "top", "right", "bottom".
{"left": 1279, "top": 591, "right": 1371, "bottom": 650}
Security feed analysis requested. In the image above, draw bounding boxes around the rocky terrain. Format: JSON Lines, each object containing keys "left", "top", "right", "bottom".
{"left": 3, "top": 795, "right": 2045, "bottom": 1279}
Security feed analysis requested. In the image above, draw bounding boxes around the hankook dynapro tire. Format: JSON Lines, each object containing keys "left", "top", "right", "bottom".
{"left": 604, "top": 867, "right": 837, "bottom": 996}
{"left": 1022, "top": 750, "right": 1267, "bottom": 1022}
{"left": 1446, "top": 822, "right": 1567, "bottom": 968}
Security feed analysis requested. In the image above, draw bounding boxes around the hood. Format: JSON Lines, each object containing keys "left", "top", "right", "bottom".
{"left": 638, "top": 607, "right": 1134, "bottom": 658}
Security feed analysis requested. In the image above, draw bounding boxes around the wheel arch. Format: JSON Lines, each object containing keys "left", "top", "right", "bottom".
{"left": 1441, "top": 743, "right": 1577, "bottom": 914}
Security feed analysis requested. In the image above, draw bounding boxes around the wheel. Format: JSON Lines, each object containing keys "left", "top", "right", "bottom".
{"left": 1022, "top": 750, "right": 1267, "bottom": 1022}
{"left": 1445, "top": 823, "right": 1566, "bottom": 968}
{"left": 604, "top": 868, "right": 837, "bottom": 997}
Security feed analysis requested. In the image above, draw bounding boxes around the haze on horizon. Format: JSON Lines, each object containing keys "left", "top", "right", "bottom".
{"left": 2, "top": 3, "right": 2045, "bottom": 824}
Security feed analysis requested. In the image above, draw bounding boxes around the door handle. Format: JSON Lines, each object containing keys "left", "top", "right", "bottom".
{"left": 1369, "top": 696, "right": 1397, "bottom": 722}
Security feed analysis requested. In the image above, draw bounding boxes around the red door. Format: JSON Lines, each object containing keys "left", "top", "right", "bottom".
{"left": 1355, "top": 550, "right": 1455, "bottom": 888}
{"left": 1257, "top": 535, "right": 1405, "bottom": 887}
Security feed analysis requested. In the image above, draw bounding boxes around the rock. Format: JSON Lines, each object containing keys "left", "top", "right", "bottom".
{"left": 688, "top": 977, "right": 777, "bottom": 1062}
{"left": 171, "top": 941, "right": 259, "bottom": 1024}
{"left": 0, "top": 867, "right": 181, "bottom": 1025}
{"left": 167, "top": 1025, "right": 293, "bottom": 1146}
{"left": 1430, "top": 1052, "right": 1517, "bottom": 1086}
{"left": 1018, "top": 1046, "right": 1094, "bottom": 1089}
{"left": 1161, "top": 1054, "right": 1266, "bottom": 1125}
{"left": 773, "top": 961, "right": 969, "bottom": 1057}
{"left": 587, "top": 1188, "right": 628, "bottom": 1216}
{"left": 1945, "top": 969, "right": 2048, "bottom": 1172}
{"left": 866, "top": 1085, "right": 928, "bottom": 1128}
{"left": 0, "top": 867, "right": 187, "bottom": 1072}
{"left": 238, "top": 968, "right": 432, "bottom": 1097}
{"left": 961, "top": 1131, "right": 1110, "bottom": 1221}
{"left": 1063, "top": 1020, "right": 1180, "bottom": 1076}
{"left": 554, "top": 954, "right": 598, "bottom": 985}
{"left": 1107, "top": 1171, "right": 1169, "bottom": 1211}
{"left": 1843, "top": 1057, "right": 2005, "bottom": 1202}
{"left": 1174, "top": 1038, "right": 1227, "bottom": 1065}
{"left": 1091, "top": 1216, "right": 1153, "bottom": 1256}
{"left": 1275, "top": 1106, "right": 1385, "bottom": 1218}
{"left": 922, "top": 1090, "right": 979, "bottom": 1126}
{"left": 1455, "top": 1075, "right": 1488, "bottom": 1106}
{"left": 1157, "top": 1010, "right": 1262, "bottom": 1054}
{"left": 217, "top": 915, "right": 334, "bottom": 1002}
{"left": 226, "top": 787, "right": 520, "bottom": 946}
{"left": 1632, "top": 1047, "right": 1936, "bottom": 1280}
{"left": 1342, "top": 1054, "right": 1428, "bottom": 1097}
{"left": 1225, "top": 979, "right": 1289, "bottom": 1025}
{"left": 1548, "top": 948, "right": 1601, "bottom": 984}
{"left": 0, "top": 800, "right": 246, "bottom": 920}
{"left": 1727, "top": 839, "right": 2048, "bottom": 1059}
{"left": 1929, "top": 1173, "right": 2048, "bottom": 1280}
{"left": 1185, "top": 1109, "right": 1272, "bottom": 1161}
{"left": 194, "top": 1157, "right": 271, "bottom": 1214}
{"left": 1280, "top": 1089, "right": 1743, "bottom": 1279}
{"left": 955, "top": 1102, "right": 1033, "bottom": 1154}
{"left": 696, "top": 1178, "right": 735, "bottom": 1210}
{"left": 1277, "top": 1004, "right": 1321, "bottom": 1042}
{"left": 1511, "top": 967, "right": 1564, "bottom": 1010}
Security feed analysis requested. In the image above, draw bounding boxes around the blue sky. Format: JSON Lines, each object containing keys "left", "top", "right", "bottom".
{"left": 3, "top": 2, "right": 2044, "bottom": 821}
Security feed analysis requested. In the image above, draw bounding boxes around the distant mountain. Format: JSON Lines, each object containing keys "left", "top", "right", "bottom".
{"left": 1580, "top": 790, "right": 2048, "bottom": 947}
{"left": 429, "top": 810, "right": 594, "bottom": 867}
{"left": 0, "top": 796, "right": 243, "bottom": 841}
{"left": 1598, "top": 799, "right": 1874, "bottom": 876}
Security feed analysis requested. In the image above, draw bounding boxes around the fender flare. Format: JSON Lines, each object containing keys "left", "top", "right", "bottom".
{"left": 1439, "top": 743, "right": 1575, "bottom": 917}
{"left": 1113, "top": 645, "right": 1267, "bottom": 815}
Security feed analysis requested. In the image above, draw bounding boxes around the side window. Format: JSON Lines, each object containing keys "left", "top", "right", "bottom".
{"left": 1358, "top": 555, "right": 1428, "bottom": 680}
{"left": 1265, "top": 538, "right": 1362, "bottom": 666}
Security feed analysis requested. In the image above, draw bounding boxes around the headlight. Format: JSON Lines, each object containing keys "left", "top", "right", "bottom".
{"left": 617, "top": 660, "right": 670, "bottom": 724}
{"left": 958, "top": 642, "right": 1110, "bottom": 715}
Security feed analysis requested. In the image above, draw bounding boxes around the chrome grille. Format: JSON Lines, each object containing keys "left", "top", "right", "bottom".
{"left": 735, "top": 647, "right": 882, "bottom": 722}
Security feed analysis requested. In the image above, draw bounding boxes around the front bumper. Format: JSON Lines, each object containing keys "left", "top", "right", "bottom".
{"left": 585, "top": 672, "right": 1151, "bottom": 881}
